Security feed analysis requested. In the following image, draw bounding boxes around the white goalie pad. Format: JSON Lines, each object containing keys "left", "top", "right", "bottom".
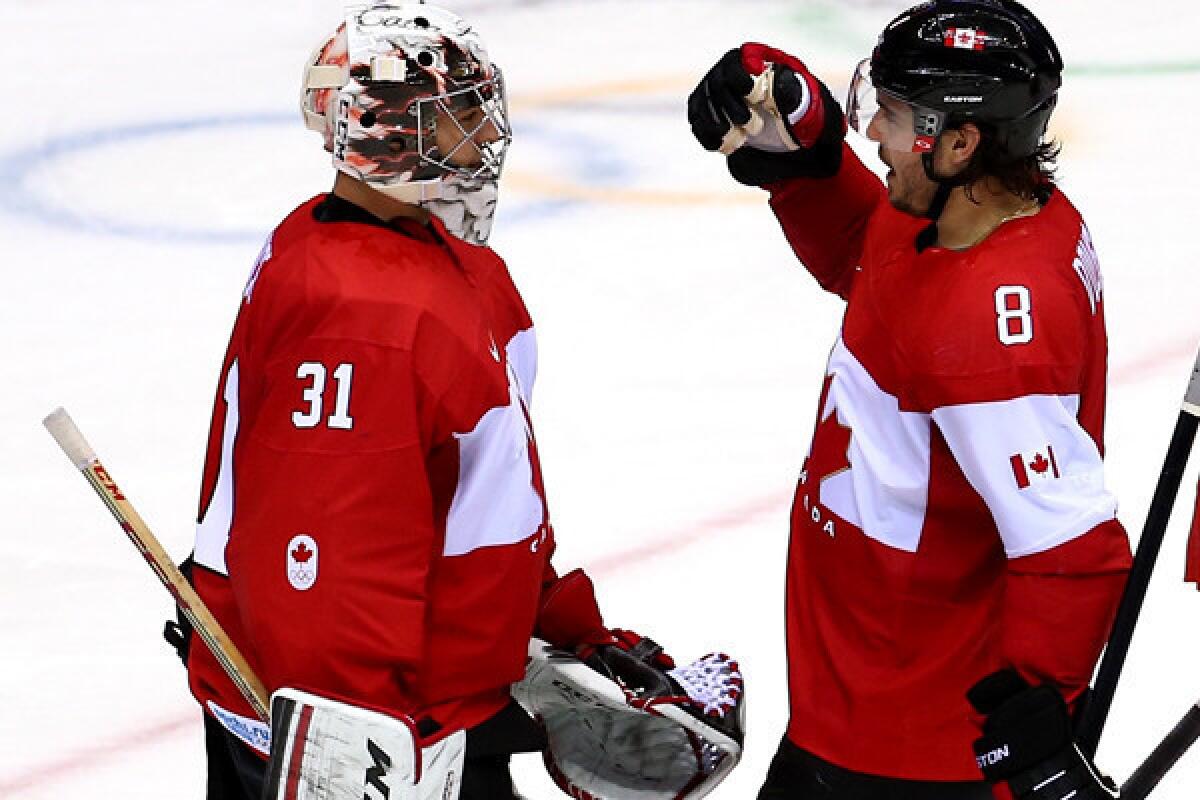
{"left": 511, "top": 639, "right": 745, "bottom": 800}
{"left": 263, "top": 688, "right": 465, "bottom": 800}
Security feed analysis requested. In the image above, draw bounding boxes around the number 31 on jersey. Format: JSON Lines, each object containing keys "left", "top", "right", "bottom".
{"left": 995, "top": 285, "right": 1033, "bottom": 346}
{"left": 293, "top": 362, "right": 355, "bottom": 430}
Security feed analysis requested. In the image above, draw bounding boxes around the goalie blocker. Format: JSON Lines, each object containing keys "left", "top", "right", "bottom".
{"left": 512, "top": 638, "right": 746, "bottom": 800}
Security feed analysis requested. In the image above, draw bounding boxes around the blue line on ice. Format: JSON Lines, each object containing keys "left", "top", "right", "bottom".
{"left": 0, "top": 111, "right": 624, "bottom": 245}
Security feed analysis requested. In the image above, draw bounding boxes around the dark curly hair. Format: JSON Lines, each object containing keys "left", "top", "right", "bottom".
{"left": 956, "top": 121, "right": 1060, "bottom": 204}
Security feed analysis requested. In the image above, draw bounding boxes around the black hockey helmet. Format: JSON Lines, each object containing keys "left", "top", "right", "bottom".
{"left": 848, "top": 0, "right": 1062, "bottom": 160}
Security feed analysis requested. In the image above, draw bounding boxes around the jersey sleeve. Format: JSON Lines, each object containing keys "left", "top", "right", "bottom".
{"left": 933, "top": 397, "right": 1130, "bottom": 700}
{"left": 767, "top": 143, "right": 885, "bottom": 299}
{"left": 228, "top": 334, "right": 441, "bottom": 713}
{"left": 532, "top": 557, "right": 613, "bottom": 649}
{"left": 923, "top": 263, "right": 1131, "bottom": 699}
{"left": 931, "top": 395, "right": 1117, "bottom": 558}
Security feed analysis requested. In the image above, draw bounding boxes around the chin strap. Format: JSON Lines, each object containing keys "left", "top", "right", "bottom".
{"left": 920, "top": 147, "right": 972, "bottom": 219}
{"left": 916, "top": 146, "right": 972, "bottom": 251}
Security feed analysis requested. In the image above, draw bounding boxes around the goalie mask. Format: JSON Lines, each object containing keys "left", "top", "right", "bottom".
{"left": 302, "top": 3, "right": 511, "bottom": 244}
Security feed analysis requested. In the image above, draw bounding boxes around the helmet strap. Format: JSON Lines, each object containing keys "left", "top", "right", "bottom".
{"left": 916, "top": 139, "right": 971, "bottom": 251}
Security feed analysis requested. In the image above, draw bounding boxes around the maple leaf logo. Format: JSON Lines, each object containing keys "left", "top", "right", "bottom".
{"left": 802, "top": 376, "right": 853, "bottom": 485}
{"left": 291, "top": 542, "right": 313, "bottom": 563}
{"left": 1029, "top": 453, "right": 1050, "bottom": 474}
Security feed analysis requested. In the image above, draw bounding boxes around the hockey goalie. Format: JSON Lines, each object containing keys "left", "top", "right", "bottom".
{"left": 174, "top": 2, "right": 746, "bottom": 799}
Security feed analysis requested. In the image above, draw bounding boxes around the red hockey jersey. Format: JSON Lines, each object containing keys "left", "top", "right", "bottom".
{"left": 187, "top": 195, "right": 558, "bottom": 752}
{"left": 770, "top": 146, "right": 1132, "bottom": 780}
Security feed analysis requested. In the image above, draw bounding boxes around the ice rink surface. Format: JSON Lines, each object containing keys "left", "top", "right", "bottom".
{"left": 2, "top": 0, "right": 1199, "bottom": 796}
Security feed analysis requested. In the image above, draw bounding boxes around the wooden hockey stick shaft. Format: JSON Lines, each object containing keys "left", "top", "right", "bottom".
{"left": 1075, "top": 345, "right": 1200, "bottom": 759}
{"left": 43, "top": 407, "right": 269, "bottom": 721}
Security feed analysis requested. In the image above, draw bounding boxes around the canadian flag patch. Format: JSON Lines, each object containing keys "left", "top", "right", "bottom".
{"left": 1010, "top": 446, "right": 1061, "bottom": 489}
{"left": 945, "top": 27, "right": 986, "bottom": 50}
{"left": 287, "top": 534, "right": 318, "bottom": 591}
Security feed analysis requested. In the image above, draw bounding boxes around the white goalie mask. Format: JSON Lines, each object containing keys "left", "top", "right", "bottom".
{"left": 301, "top": 3, "right": 512, "bottom": 244}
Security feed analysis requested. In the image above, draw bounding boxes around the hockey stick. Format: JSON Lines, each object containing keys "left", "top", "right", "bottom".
{"left": 1075, "top": 345, "right": 1200, "bottom": 759}
{"left": 1120, "top": 704, "right": 1200, "bottom": 799}
{"left": 43, "top": 407, "right": 269, "bottom": 721}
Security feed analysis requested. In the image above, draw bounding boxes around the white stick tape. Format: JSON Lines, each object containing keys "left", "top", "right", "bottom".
{"left": 43, "top": 407, "right": 97, "bottom": 469}
{"left": 1185, "top": 346, "right": 1200, "bottom": 410}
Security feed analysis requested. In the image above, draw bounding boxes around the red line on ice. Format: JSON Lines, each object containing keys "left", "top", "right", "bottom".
{"left": 0, "top": 714, "right": 195, "bottom": 796}
{"left": 1111, "top": 337, "right": 1199, "bottom": 385}
{"left": 583, "top": 490, "right": 790, "bottom": 576}
{"left": 1, "top": 338, "right": 1195, "bottom": 793}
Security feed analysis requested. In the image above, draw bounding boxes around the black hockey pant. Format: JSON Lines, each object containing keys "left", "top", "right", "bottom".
{"left": 758, "top": 736, "right": 994, "bottom": 800}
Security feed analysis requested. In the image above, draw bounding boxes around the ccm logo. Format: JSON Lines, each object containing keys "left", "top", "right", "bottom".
{"left": 92, "top": 465, "right": 125, "bottom": 501}
{"left": 551, "top": 679, "right": 597, "bottom": 705}
{"left": 356, "top": 9, "right": 422, "bottom": 27}
{"left": 334, "top": 95, "right": 352, "bottom": 161}
{"left": 976, "top": 745, "right": 1010, "bottom": 768}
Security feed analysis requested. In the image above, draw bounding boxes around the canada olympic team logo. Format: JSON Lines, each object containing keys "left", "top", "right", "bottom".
{"left": 287, "top": 534, "right": 319, "bottom": 591}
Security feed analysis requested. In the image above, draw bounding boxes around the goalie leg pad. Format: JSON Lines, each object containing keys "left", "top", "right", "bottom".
{"left": 263, "top": 688, "right": 465, "bottom": 800}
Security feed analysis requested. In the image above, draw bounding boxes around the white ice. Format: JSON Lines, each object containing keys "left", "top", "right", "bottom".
{"left": 2, "top": 0, "right": 1199, "bottom": 797}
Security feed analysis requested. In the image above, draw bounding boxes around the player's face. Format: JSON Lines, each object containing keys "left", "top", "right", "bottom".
{"left": 873, "top": 95, "right": 936, "bottom": 217}
{"left": 878, "top": 144, "right": 939, "bottom": 217}
{"left": 435, "top": 103, "right": 501, "bottom": 169}
{"left": 870, "top": 94, "right": 939, "bottom": 217}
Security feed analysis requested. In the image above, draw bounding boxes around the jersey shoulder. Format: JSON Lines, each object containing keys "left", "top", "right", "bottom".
{"left": 954, "top": 188, "right": 1099, "bottom": 340}
{"left": 245, "top": 200, "right": 472, "bottom": 351}
{"left": 900, "top": 190, "right": 1102, "bottom": 404}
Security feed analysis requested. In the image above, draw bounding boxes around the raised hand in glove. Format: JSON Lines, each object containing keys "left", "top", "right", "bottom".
{"left": 687, "top": 43, "right": 846, "bottom": 185}
{"left": 968, "top": 669, "right": 1119, "bottom": 800}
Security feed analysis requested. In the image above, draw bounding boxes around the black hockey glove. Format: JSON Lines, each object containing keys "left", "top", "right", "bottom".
{"left": 968, "top": 669, "right": 1119, "bottom": 800}
{"left": 687, "top": 43, "right": 846, "bottom": 186}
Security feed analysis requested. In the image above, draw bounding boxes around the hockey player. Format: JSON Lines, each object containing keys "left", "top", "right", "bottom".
{"left": 688, "top": 1, "right": 1131, "bottom": 798}
{"left": 173, "top": 5, "right": 744, "bottom": 799}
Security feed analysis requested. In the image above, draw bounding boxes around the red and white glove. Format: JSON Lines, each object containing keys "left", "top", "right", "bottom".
{"left": 688, "top": 43, "right": 846, "bottom": 185}
{"left": 527, "top": 569, "right": 746, "bottom": 798}
{"left": 513, "top": 640, "right": 745, "bottom": 800}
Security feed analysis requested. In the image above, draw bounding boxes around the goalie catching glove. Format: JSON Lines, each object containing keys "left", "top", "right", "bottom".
{"left": 512, "top": 637, "right": 746, "bottom": 800}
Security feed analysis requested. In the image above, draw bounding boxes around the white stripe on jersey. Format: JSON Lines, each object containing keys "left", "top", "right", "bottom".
{"left": 819, "top": 337, "right": 1116, "bottom": 558}
{"left": 819, "top": 338, "right": 932, "bottom": 553}
{"left": 505, "top": 323, "right": 537, "bottom": 406}
{"left": 195, "top": 358, "right": 240, "bottom": 576}
{"left": 443, "top": 327, "right": 544, "bottom": 557}
{"left": 933, "top": 394, "right": 1117, "bottom": 558}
